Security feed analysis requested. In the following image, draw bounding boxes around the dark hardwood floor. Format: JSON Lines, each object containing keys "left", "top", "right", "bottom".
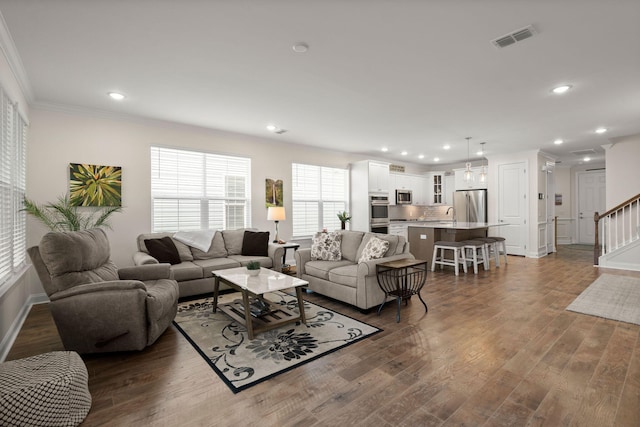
{"left": 8, "top": 247, "right": 640, "bottom": 426}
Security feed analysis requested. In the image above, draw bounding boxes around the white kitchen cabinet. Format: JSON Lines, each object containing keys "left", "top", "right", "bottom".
{"left": 409, "top": 175, "right": 425, "bottom": 205}
{"left": 425, "top": 171, "right": 445, "bottom": 205}
{"left": 454, "top": 167, "right": 488, "bottom": 190}
{"left": 444, "top": 174, "right": 455, "bottom": 205}
{"left": 368, "top": 161, "right": 390, "bottom": 193}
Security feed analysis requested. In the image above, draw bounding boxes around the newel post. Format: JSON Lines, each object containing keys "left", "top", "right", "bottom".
{"left": 593, "top": 212, "right": 601, "bottom": 265}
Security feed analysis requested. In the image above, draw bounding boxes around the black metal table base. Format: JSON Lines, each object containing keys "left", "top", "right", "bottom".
{"left": 375, "top": 259, "right": 428, "bottom": 322}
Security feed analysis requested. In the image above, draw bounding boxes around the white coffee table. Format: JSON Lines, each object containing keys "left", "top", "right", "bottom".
{"left": 211, "top": 267, "right": 308, "bottom": 339}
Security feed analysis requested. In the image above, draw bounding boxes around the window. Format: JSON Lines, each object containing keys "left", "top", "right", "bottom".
{"left": 0, "top": 87, "right": 27, "bottom": 288}
{"left": 292, "top": 163, "right": 348, "bottom": 238}
{"left": 151, "top": 146, "right": 251, "bottom": 231}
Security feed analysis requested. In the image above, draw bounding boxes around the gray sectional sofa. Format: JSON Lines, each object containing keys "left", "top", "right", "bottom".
{"left": 133, "top": 229, "right": 284, "bottom": 298}
{"left": 295, "top": 230, "right": 414, "bottom": 310}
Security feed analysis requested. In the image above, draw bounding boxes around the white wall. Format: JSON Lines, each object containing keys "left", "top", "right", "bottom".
{"left": 26, "top": 107, "right": 389, "bottom": 278}
{"left": 605, "top": 134, "right": 640, "bottom": 207}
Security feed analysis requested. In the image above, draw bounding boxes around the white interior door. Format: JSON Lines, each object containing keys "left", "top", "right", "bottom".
{"left": 497, "top": 162, "right": 528, "bottom": 256}
{"left": 577, "top": 170, "right": 606, "bottom": 244}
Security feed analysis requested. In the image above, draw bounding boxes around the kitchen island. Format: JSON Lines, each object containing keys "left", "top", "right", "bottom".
{"left": 407, "top": 222, "right": 503, "bottom": 265}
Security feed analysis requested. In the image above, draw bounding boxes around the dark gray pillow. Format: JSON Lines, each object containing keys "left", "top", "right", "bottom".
{"left": 241, "top": 231, "right": 269, "bottom": 256}
{"left": 144, "top": 237, "right": 181, "bottom": 265}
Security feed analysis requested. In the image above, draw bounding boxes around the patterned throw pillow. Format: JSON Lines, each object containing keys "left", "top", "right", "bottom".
{"left": 311, "top": 231, "right": 342, "bottom": 261}
{"left": 358, "top": 236, "right": 390, "bottom": 263}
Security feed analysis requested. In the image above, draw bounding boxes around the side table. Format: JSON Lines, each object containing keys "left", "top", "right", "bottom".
{"left": 375, "top": 259, "right": 428, "bottom": 322}
{"left": 277, "top": 242, "right": 300, "bottom": 273}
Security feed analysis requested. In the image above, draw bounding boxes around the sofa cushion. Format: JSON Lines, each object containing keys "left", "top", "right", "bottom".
{"left": 228, "top": 255, "right": 273, "bottom": 269}
{"left": 339, "top": 231, "right": 365, "bottom": 262}
{"left": 222, "top": 229, "right": 246, "bottom": 255}
{"left": 191, "top": 231, "right": 228, "bottom": 259}
{"left": 358, "top": 236, "right": 390, "bottom": 263}
{"left": 241, "top": 231, "right": 269, "bottom": 256}
{"left": 304, "top": 259, "right": 353, "bottom": 281}
{"left": 137, "top": 233, "right": 194, "bottom": 261}
{"left": 328, "top": 264, "right": 359, "bottom": 288}
{"left": 355, "top": 233, "right": 398, "bottom": 261}
{"left": 38, "top": 229, "right": 120, "bottom": 293}
{"left": 311, "top": 231, "right": 342, "bottom": 261}
{"left": 144, "top": 237, "right": 181, "bottom": 265}
{"left": 169, "top": 261, "right": 204, "bottom": 281}
{"left": 192, "top": 258, "right": 242, "bottom": 277}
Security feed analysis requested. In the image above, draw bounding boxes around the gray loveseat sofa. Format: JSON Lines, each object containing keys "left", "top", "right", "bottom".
{"left": 295, "top": 230, "right": 414, "bottom": 310}
{"left": 133, "top": 229, "right": 284, "bottom": 298}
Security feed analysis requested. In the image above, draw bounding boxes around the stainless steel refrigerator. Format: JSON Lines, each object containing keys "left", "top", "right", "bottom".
{"left": 453, "top": 189, "right": 487, "bottom": 223}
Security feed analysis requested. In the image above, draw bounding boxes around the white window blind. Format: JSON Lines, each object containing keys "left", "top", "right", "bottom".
{"left": 292, "top": 163, "right": 348, "bottom": 238}
{"left": 0, "top": 87, "right": 27, "bottom": 287}
{"left": 151, "top": 146, "right": 251, "bottom": 231}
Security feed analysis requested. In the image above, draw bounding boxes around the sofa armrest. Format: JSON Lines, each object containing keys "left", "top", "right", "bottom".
{"left": 133, "top": 251, "right": 159, "bottom": 266}
{"left": 119, "top": 264, "right": 171, "bottom": 281}
{"left": 49, "top": 280, "right": 147, "bottom": 302}
{"left": 268, "top": 243, "right": 285, "bottom": 272}
{"left": 294, "top": 248, "right": 312, "bottom": 277}
{"left": 356, "top": 253, "right": 416, "bottom": 277}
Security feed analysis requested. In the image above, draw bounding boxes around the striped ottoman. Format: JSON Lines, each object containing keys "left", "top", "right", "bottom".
{"left": 0, "top": 351, "right": 91, "bottom": 427}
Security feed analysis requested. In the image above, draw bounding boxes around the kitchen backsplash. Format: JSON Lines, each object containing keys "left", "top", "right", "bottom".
{"left": 389, "top": 204, "right": 453, "bottom": 221}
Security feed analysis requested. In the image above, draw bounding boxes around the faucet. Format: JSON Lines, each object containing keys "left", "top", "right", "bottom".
{"left": 446, "top": 206, "right": 457, "bottom": 225}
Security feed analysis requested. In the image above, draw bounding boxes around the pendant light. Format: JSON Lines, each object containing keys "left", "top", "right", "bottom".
{"left": 463, "top": 137, "right": 473, "bottom": 182}
{"left": 479, "top": 142, "right": 487, "bottom": 183}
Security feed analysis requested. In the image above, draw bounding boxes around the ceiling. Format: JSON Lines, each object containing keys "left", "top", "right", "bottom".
{"left": 1, "top": 0, "right": 639, "bottom": 167}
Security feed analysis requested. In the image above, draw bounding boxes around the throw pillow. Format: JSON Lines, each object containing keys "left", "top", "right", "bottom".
{"left": 241, "top": 231, "right": 270, "bottom": 256}
{"left": 144, "top": 237, "right": 181, "bottom": 265}
{"left": 311, "top": 231, "right": 342, "bottom": 261}
{"left": 358, "top": 236, "right": 390, "bottom": 263}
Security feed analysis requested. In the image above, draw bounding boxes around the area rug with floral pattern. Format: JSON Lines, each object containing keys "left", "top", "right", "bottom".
{"left": 173, "top": 291, "right": 381, "bottom": 393}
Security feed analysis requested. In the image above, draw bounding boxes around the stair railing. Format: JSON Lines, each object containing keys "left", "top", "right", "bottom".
{"left": 594, "top": 193, "right": 640, "bottom": 265}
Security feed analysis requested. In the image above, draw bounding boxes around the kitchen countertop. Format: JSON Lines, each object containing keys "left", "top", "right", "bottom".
{"left": 406, "top": 221, "right": 504, "bottom": 229}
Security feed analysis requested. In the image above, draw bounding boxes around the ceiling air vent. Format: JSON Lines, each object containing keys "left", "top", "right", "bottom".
{"left": 389, "top": 164, "right": 405, "bottom": 173}
{"left": 571, "top": 149, "right": 597, "bottom": 156}
{"left": 492, "top": 25, "right": 536, "bottom": 49}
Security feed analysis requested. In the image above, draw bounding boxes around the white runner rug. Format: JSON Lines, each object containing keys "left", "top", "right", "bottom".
{"left": 566, "top": 274, "right": 640, "bottom": 326}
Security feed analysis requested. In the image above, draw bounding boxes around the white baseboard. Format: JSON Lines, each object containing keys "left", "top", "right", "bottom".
{"left": 0, "top": 293, "right": 48, "bottom": 362}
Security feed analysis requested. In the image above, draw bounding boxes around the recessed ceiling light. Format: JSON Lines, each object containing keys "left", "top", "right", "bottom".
{"left": 552, "top": 85, "right": 572, "bottom": 94}
{"left": 401, "top": 151, "right": 408, "bottom": 156}
{"left": 595, "top": 127, "right": 607, "bottom": 134}
{"left": 434, "top": 157, "right": 440, "bottom": 162}
{"left": 108, "top": 92, "right": 125, "bottom": 100}
{"left": 476, "top": 150, "right": 483, "bottom": 156}
{"left": 266, "top": 124, "right": 287, "bottom": 134}
{"left": 418, "top": 154, "right": 424, "bottom": 159}
{"left": 292, "top": 43, "right": 309, "bottom": 53}
{"left": 443, "top": 145, "right": 450, "bottom": 150}
{"left": 381, "top": 147, "right": 388, "bottom": 152}
{"left": 554, "top": 139, "right": 564, "bottom": 145}
{"left": 584, "top": 156, "right": 591, "bottom": 162}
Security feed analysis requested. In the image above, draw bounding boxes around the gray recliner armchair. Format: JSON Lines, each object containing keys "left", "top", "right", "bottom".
{"left": 28, "top": 228, "right": 179, "bottom": 354}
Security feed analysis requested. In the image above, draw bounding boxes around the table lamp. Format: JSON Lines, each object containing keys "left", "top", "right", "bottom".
{"left": 267, "top": 206, "right": 286, "bottom": 243}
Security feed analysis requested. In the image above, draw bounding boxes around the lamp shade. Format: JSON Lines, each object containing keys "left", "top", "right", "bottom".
{"left": 267, "top": 206, "right": 286, "bottom": 221}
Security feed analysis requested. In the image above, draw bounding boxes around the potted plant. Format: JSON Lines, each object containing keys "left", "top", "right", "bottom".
{"left": 22, "top": 195, "right": 123, "bottom": 231}
{"left": 337, "top": 211, "right": 352, "bottom": 230}
{"left": 246, "top": 261, "right": 261, "bottom": 276}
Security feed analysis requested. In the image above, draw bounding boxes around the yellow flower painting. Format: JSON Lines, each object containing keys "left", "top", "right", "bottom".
{"left": 69, "top": 163, "right": 122, "bottom": 206}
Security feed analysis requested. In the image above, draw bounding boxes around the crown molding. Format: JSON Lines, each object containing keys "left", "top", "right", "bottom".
{"left": 0, "top": 10, "right": 33, "bottom": 102}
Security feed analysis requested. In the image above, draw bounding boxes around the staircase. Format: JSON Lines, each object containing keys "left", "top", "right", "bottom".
{"left": 594, "top": 193, "right": 640, "bottom": 271}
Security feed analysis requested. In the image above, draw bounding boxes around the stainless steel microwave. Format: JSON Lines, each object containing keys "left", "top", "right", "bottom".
{"left": 396, "top": 189, "right": 412, "bottom": 205}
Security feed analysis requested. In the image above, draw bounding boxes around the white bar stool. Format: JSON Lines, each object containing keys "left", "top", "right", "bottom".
{"left": 461, "top": 240, "right": 489, "bottom": 274}
{"left": 475, "top": 237, "right": 500, "bottom": 267}
{"left": 431, "top": 241, "right": 467, "bottom": 275}
{"left": 488, "top": 236, "right": 508, "bottom": 265}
